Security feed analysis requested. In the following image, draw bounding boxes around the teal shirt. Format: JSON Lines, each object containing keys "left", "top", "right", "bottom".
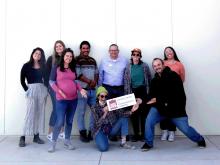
{"left": 131, "top": 64, "right": 145, "bottom": 88}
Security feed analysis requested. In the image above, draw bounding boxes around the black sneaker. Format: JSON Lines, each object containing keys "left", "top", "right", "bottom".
{"left": 131, "top": 135, "right": 139, "bottom": 142}
{"left": 79, "top": 130, "right": 89, "bottom": 143}
{"left": 198, "top": 139, "right": 206, "bottom": 148}
{"left": 19, "top": 136, "right": 26, "bottom": 147}
{"left": 109, "top": 135, "right": 118, "bottom": 142}
{"left": 141, "top": 143, "right": 152, "bottom": 151}
{"left": 87, "top": 131, "right": 93, "bottom": 141}
{"left": 140, "top": 134, "right": 145, "bottom": 142}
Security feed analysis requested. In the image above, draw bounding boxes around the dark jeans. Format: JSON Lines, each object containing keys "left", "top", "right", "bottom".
{"left": 102, "top": 84, "right": 124, "bottom": 99}
{"left": 130, "top": 86, "right": 149, "bottom": 136}
{"left": 160, "top": 119, "right": 177, "bottom": 131}
{"left": 52, "top": 99, "right": 78, "bottom": 141}
{"left": 48, "top": 86, "right": 57, "bottom": 127}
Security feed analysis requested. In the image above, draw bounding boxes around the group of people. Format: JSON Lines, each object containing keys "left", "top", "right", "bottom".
{"left": 19, "top": 40, "right": 206, "bottom": 153}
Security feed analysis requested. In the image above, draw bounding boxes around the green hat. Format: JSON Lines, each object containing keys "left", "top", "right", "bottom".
{"left": 96, "top": 86, "right": 108, "bottom": 97}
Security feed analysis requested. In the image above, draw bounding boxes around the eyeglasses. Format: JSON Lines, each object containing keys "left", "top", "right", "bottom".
{"left": 100, "top": 95, "right": 107, "bottom": 98}
{"left": 132, "top": 53, "right": 140, "bottom": 57}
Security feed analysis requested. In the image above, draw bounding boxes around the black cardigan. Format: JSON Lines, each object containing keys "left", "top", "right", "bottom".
{"left": 149, "top": 66, "right": 187, "bottom": 118}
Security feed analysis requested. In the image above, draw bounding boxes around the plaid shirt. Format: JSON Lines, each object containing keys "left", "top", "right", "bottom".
{"left": 91, "top": 102, "right": 131, "bottom": 137}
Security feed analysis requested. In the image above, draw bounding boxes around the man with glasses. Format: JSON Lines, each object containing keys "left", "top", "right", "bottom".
{"left": 98, "top": 44, "right": 128, "bottom": 141}
{"left": 99, "top": 44, "right": 128, "bottom": 99}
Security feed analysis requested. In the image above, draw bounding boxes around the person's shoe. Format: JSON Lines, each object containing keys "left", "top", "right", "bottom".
{"left": 19, "top": 136, "right": 26, "bottom": 147}
{"left": 168, "top": 131, "right": 175, "bottom": 142}
{"left": 120, "top": 143, "right": 136, "bottom": 150}
{"left": 79, "top": 130, "right": 89, "bottom": 143}
{"left": 64, "top": 139, "right": 76, "bottom": 150}
{"left": 198, "top": 138, "right": 206, "bottom": 148}
{"left": 161, "top": 130, "right": 168, "bottom": 141}
{"left": 58, "top": 132, "right": 65, "bottom": 140}
{"left": 141, "top": 143, "right": 153, "bottom": 151}
{"left": 48, "top": 141, "right": 56, "bottom": 153}
{"left": 140, "top": 134, "right": 145, "bottom": 142}
{"left": 126, "top": 135, "right": 130, "bottom": 141}
{"left": 131, "top": 135, "right": 139, "bottom": 142}
{"left": 87, "top": 131, "right": 93, "bottom": 141}
{"left": 33, "top": 133, "right": 45, "bottom": 144}
{"left": 109, "top": 135, "right": 118, "bottom": 142}
{"left": 47, "top": 133, "right": 53, "bottom": 142}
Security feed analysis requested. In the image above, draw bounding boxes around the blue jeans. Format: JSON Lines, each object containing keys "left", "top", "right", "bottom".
{"left": 76, "top": 89, "right": 96, "bottom": 131}
{"left": 52, "top": 99, "right": 77, "bottom": 141}
{"left": 48, "top": 86, "right": 57, "bottom": 127}
{"left": 94, "top": 117, "right": 128, "bottom": 152}
{"left": 145, "top": 107, "right": 204, "bottom": 147}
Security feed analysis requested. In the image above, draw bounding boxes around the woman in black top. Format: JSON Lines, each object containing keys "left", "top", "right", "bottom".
{"left": 19, "top": 47, "right": 48, "bottom": 147}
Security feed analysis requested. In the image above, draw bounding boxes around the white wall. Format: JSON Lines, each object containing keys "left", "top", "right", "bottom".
{"left": 1, "top": 0, "right": 220, "bottom": 135}
{"left": 0, "top": 0, "right": 6, "bottom": 135}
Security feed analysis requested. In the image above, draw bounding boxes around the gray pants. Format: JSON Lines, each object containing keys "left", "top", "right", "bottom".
{"left": 23, "top": 83, "right": 47, "bottom": 135}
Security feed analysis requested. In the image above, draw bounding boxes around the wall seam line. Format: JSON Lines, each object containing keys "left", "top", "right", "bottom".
{"left": 171, "top": 0, "right": 174, "bottom": 46}
{"left": 60, "top": 0, "right": 62, "bottom": 39}
{"left": 114, "top": 0, "right": 117, "bottom": 44}
{"left": 3, "top": 0, "right": 8, "bottom": 135}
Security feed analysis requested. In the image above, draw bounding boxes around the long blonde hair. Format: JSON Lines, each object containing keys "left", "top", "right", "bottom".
{"left": 52, "top": 40, "right": 66, "bottom": 65}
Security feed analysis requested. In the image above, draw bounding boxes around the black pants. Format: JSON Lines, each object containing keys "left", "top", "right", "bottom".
{"left": 130, "top": 86, "right": 149, "bottom": 136}
{"left": 160, "top": 119, "right": 176, "bottom": 131}
{"left": 102, "top": 84, "right": 124, "bottom": 99}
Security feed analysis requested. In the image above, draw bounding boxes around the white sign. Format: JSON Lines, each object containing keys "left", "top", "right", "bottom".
{"left": 106, "top": 94, "right": 136, "bottom": 111}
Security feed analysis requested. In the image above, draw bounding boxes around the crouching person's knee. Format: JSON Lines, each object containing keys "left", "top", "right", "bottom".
{"left": 98, "top": 144, "right": 109, "bottom": 152}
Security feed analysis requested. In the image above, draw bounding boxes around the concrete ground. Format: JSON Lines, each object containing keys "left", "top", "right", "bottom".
{"left": 0, "top": 135, "right": 220, "bottom": 165}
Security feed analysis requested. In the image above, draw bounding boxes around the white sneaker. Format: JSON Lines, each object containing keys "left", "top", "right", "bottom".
{"left": 168, "top": 131, "right": 175, "bottom": 142}
{"left": 161, "top": 130, "right": 168, "bottom": 141}
{"left": 120, "top": 143, "right": 136, "bottom": 150}
{"left": 48, "top": 141, "right": 56, "bottom": 153}
{"left": 47, "top": 133, "right": 53, "bottom": 142}
{"left": 64, "top": 139, "right": 75, "bottom": 150}
{"left": 58, "top": 132, "right": 65, "bottom": 140}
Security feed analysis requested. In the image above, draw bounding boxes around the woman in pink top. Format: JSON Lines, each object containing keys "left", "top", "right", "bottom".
{"left": 160, "top": 46, "right": 185, "bottom": 142}
{"left": 48, "top": 48, "right": 87, "bottom": 153}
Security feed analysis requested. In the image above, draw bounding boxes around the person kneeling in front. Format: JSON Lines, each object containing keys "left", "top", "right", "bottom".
{"left": 141, "top": 58, "right": 206, "bottom": 151}
{"left": 91, "top": 86, "right": 141, "bottom": 152}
